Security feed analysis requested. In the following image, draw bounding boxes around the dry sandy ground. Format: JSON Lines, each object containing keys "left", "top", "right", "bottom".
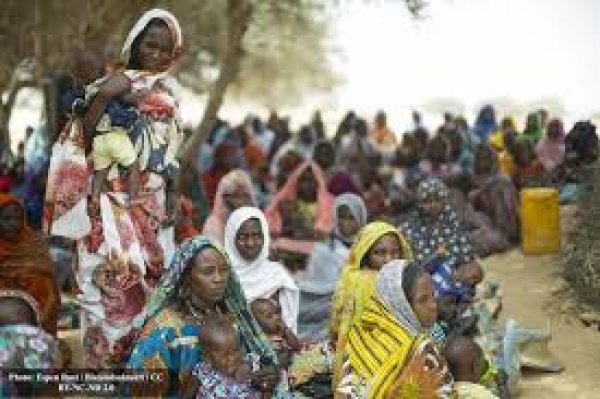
{"left": 482, "top": 249, "right": 600, "bottom": 398}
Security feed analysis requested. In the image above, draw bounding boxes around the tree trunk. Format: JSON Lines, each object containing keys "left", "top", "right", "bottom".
{"left": 181, "top": 0, "right": 253, "bottom": 164}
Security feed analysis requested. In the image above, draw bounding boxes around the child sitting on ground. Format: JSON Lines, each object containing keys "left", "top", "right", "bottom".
{"left": 184, "top": 314, "right": 260, "bottom": 398}
{"left": 69, "top": 48, "right": 141, "bottom": 213}
{"left": 445, "top": 336, "right": 509, "bottom": 399}
{"left": 426, "top": 249, "right": 484, "bottom": 304}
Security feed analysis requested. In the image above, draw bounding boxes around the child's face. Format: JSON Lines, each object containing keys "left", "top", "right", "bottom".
{"left": 436, "top": 295, "right": 457, "bottom": 323}
{"left": 455, "top": 261, "right": 484, "bottom": 288}
{"left": 337, "top": 205, "right": 360, "bottom": 239}
{"left": 204, "top": 330, "right": 243, "bottom": 379}
{"left": 70, "top": 51, "right": 104, "bottom": 88}
{"left": 252, "top": 301, "right": 285, "bottom": 335}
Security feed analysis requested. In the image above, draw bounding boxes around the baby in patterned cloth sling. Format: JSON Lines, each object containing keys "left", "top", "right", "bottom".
{"left": 185, "top": 314, "right": 261, "bottom": 399}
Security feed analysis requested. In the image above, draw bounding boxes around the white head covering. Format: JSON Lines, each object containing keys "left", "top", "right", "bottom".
{"left": 121, "top": 8, "right": 183, "bottom": 67}
{"left": 376, "top": 259, "right": 422, "bottom": 337}
{"left": 224, "top": 206, "right": 299, "bottom": 333}
{"left": 333, "top": 193, "right": 368, "bottom": 243}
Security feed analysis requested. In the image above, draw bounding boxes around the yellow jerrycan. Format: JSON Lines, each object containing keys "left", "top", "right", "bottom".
{"left": 521, "top": 188, "right": 560, "bottom": 255}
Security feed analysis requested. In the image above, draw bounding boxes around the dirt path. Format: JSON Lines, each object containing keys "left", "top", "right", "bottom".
{"left": 482, "top": 250, "right": 600, "bottom": 398}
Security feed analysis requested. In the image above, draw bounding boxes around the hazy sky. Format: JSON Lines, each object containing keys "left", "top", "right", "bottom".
{"left": 334, "top": 0, "right": 600, "bottom": 127}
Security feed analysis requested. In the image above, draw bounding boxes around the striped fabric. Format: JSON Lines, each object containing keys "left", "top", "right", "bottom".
{"left": 346, "top": 295, "right": 422, "bottom": 399}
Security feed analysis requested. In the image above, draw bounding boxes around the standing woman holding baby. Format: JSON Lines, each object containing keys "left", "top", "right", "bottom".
{"left": 48, "top": 9, "right": 185, "bottom": 367}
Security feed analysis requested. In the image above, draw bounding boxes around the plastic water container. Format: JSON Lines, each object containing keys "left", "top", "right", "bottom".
{"left": 521, "top": 188, "right": 560, "bottom": 255}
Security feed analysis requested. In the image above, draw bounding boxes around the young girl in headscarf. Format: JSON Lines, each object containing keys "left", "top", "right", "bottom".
{"left": 296, "top": 194, "right": 368, "bottom": 340}
{"left": 330, "top": 222, "right": 412, "bottom": 386}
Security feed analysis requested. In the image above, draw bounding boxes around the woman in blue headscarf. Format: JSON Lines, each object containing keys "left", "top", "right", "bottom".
{"left": 473, "top": 105, "right": 498, "bottom": 144}
{"left": 127, "top": 235, "right": 280, "bottom": 397}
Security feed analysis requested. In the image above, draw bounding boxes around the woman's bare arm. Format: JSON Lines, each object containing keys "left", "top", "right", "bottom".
{"left": 82, "top": 73, "right": 131, "bottom": 146}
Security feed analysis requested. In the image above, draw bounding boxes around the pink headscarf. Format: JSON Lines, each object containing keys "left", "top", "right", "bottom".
{"left": 536, "top": 119, "right": 566, "bottom": 172}
{"left": 265, "top": 161, "right": 334, "bottom": 236}
{"left": 202, "top": 169, "right": 257, "bottom": 243}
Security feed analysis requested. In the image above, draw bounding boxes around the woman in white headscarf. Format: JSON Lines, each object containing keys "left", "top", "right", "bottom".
{"left": 224, "top": 206, "right": 299, "bottom": 333}
{"left": 296, "top": 193, "right": 368, "bottom": 340}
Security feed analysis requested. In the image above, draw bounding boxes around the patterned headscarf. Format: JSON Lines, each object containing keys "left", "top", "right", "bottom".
{"left": 416, "top": 177, "right": 449, "bottom": 202}
{"left": 135, "top": 235, "right": 277, "bottom": 363}
{"left": 403, "top": 178, "right": 475, "bottom": 266}
{"left": 375, "top": 260, "right": 422, "bottom": 337}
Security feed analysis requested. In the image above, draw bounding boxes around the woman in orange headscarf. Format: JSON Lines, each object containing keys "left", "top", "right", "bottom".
{"left": 0, "top": 194, "right": 60, "bottom": 336}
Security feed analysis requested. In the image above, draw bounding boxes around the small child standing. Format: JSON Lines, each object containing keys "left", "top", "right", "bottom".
{"left": 445, "top": 336, "right": 509, "bottom": 399}
{"left": 184, "top": 315, "right": 260, "bottom": 399}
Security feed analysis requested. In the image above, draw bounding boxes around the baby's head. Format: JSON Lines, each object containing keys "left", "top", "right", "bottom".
{"left": 251, "top": 298, "right": 285, "bottom": 336}
{"left": 436, "top": 295, "right": 457, "bottom": 324}
{"left": 199, "top": 315, "right": 243, "bottom": 379}
{"left": 445, "top": 336, "right": 486, "bottom": 383}
{"left": 0, "top": 292, "right": 39, "bottom": 327}
{"left": 454, "top": 260, "right": 484, "bottom": 289}
{"left": 70, "top": 47, "right": 105, "bottom": 89}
